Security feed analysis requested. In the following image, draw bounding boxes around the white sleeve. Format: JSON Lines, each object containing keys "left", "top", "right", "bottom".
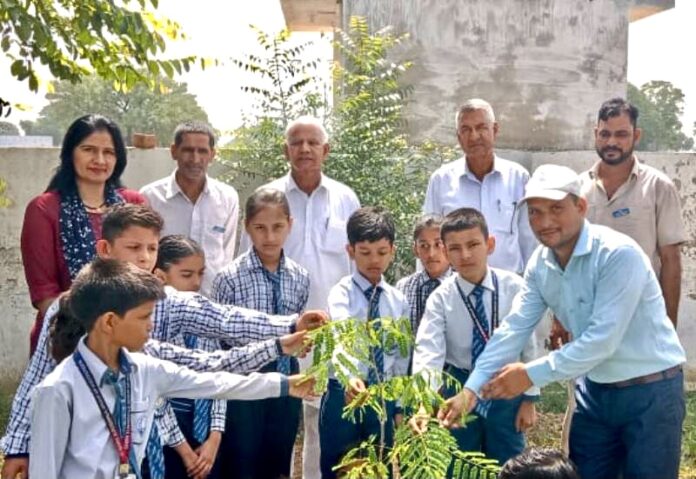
{"left": 29, "top": 384, "right": 70, "bottom": 479}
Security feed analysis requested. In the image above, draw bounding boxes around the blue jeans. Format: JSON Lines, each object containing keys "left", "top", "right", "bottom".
{"left": 569, "top": 371, "right": 685, "bottom": 479}
{"left": 442, "top": 365, "right": 525, "bottom": 466}
{"left": 319, "top": 380, "right": 395, "bottom": 479}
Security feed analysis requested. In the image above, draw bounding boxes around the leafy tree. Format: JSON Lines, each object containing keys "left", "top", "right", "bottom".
{"left": 0, "top": 121, "right": 19, "bottom": 135}
{"left": 217, "top": 26, "right": 328, "bottom": 191}
{"left": 627, "top": 81, "right": 694, "bottom": 151}
{"left": 0, "top": 0, "right": 196, "bottom": 94}
{"left": 219, "top": 18, "right": 457, "bottom": 279}
{"left": 21, "top": 75, "right": 209, "bottom": 146}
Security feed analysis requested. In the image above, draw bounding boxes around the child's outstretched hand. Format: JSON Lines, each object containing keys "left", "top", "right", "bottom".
{"left": 437, "top": 388, "right": 477, "bottom": 428}
{"left": 408, "top": 404, "right": 431, "bottom": 435}
{"left": 279, "top": 330, "right": 311, "bottom": 357}
{"left": 344, "top": 377, "right": 368, "bottom": 406}
{"left": 295, "top": 310, "right": 329, "bottom": 331}
{"left": 288, "top": 374, "right": 319, "bottom": 400}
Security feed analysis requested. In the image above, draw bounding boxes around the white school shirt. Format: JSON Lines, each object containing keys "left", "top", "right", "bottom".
{"left": 413, "top": 267, "right": 540, "bottom": 395}
{"left": 29, "top": 337, "right": 284, "bottom": 479}
{"left": 239, "top": 173, "right": 360, "bottom": 311}
{"left": 423, "top": 156, "right": 537, "bottom": 274}
{"left": 140, "top": 171, "right": 239, "bottom": 296}
{"left": 327, "top": 273, "right": 411, "bottom": 381}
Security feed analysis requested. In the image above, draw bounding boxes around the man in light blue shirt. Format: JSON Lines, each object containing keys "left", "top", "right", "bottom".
{"left": 439, "top": 164, "right": 686, "bottom": 479}
{"left": 423, "top": 99, "right": 537, "bottom": 273}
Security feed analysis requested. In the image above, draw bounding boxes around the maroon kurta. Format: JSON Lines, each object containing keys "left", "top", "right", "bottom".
{"left": 21, "top": 188, "right": 145, "bottom": 354}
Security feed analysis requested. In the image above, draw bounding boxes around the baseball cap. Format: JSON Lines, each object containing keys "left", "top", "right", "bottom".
{"left": 521, "top": 164, "right": 582, "bottom": 203}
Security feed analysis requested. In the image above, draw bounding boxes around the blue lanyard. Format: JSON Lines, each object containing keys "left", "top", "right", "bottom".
{"left": 73, "top": 350, "right": 133, "bottom": 477}
{"left": 454, "top": 271, "right": 499, "bottom": 342}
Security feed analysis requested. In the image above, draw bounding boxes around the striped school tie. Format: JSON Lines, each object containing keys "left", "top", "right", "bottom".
{"left": 364, "top": 285, "right": 384, "bottom": 384}
{"left": 470, "top": 285, "right": 492, "bottom": 418}
{"left": 263, "top": 268, "right": 292, "bottom": 375}
{"left": 184, "top": 334, "right": 212, "bottom": 443}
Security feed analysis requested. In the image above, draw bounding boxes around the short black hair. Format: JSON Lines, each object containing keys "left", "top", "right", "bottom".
{"left": 598, "top": 97, "right": 639, "bottom": 128}
{"left": 499, "top": 448, "right": 580, "bottom": 479}
{"left": 102, "top": 204, "right": 164, "bottom": 243}
{"left": 412, "top": 214, "right": 444, "bottom": 242}
{"left": 347, "top": 206, "right": 396, "bottom": 245}
{"left": 245, "top": 187, "right": 291, "bottom": 222}
{"left": 156, "top": 235, "right": 204, "bottom": 272}
{"left": 174, "top": 120, "right": 215, "bottom": 148}
{"left": 46, "top": 114, "right": 127, "bottom": 195}
{"left": 68, "top": 258, "right": 165, "bottom": 333}
{"left": 440, "top": 207, "right": 489, "bottom": 241}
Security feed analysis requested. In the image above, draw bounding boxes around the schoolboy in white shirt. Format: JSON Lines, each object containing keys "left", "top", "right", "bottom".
{"left": 411, "top": 207, "right": 538, "bottom": 465}
{"left": 29, "top": 258, "right": 316, "bottom": 479}
{"left": 319, "top": 206, "right": 410, "bottom": 479}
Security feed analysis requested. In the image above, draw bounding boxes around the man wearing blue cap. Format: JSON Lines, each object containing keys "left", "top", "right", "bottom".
{"left": 438, "top": 164, "right": 686, "bottom": 479}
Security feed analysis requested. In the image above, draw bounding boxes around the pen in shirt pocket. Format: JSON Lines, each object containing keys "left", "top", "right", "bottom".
{"left": 509, "top": 201, "right": 517, "bottom": 233}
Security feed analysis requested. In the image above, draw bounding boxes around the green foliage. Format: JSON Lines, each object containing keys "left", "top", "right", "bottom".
{"left": 627, "top": 81, "right": 695, "bottom": 151}
{"left": 0, "top": 121, "right": 19, "bottom": 135}
{"left": 306, "top": 317, "right": 496, "bottom": 478}
{"left": 219, "top": 18, "right": 458, "bottom": 280}
{"left": 450, "top": 451, "right": 501, "bottom": 479}
{"left": 20, "top": 75, "right": 209, "bottom": 146}
{"left": 0, "top": 0, "right": 196, "bottom": 93}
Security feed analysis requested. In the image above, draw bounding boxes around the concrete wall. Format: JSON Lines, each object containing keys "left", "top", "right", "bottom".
{"left": 342, "top": 0, "right": 629, "bottom": 150}
{"left": 1, "top": 148, "right": 694, "bottom": 381}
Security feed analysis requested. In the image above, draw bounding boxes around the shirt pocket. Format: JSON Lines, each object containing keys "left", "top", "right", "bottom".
{"left": 488, "top": 201, "right": 517, "bottom": 235}
{"left": 130, "top": 399, "right": 150, "bottom": 444}
{"left": 321, "top": 218, "right": 348, "bottom": 254}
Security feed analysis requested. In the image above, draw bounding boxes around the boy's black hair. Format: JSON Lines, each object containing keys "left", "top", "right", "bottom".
{"left": 412, "top": 214, "right": 444, "bottom": 242}
{"left": 440, "top": 207, "right": 489, "bottom": 241}
{"left": 347, "top": 206, "right": 396, "bottom": 245}
{"left": 245, "top": 187, "right": 291, "bottom": 223}
{"left": 102, "top": 204, "right": 164, "bottom": 243}
{"left": 156, "top": 235, "right": 204, "bottom": 272}
{"left": 499, "top": 448, "right": 580, "bottom": 479}
{"left": 50, "top": 259, "right": 164, "bottom": 361}
{"left": 597, "top": 97, "right": 639, "bottom": 128}
{"left": 69, "top": 258, "right": 165, "bottom": 333}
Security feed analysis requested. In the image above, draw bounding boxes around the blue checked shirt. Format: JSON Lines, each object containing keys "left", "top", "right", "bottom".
{"left": 212, "top": 249, "right": 309, "bottom": 316}
{"left": 396, "top": 269, "right": 452, "bottom": 334}
{"left": 465, "top": 222, "right": 686, "bottom": 395}
{"left": 1, "top": 288, "right": 295, "bottom": 456}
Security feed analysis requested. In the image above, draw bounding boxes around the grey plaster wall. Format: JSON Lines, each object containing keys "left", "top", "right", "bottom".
{"left": 0, "top": 148, "right": 693, "bottom": 381}
{"left": 342, "top": 0, "right": 629, "bottom": 150}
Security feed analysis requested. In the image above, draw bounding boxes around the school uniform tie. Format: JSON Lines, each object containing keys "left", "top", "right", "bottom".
{"left": 469, "top": 285, "right": 492, "bottom": 418}
{"left": 184, "top": 334, "right": 213, "bottom": 443}
{"left": 101, "top": 370, "right": 142, "bottom": 479}
{"left": 415, "top": 277, "right": 441, "bottom": 331}
{"left": 364, "top": 285, "right": 384, "bottom": 384}
{"left": 264, "top": 268, "right": 292, "bottom": 375}
{"left": 145, "top": 422, "right": 165, "bottom": 479}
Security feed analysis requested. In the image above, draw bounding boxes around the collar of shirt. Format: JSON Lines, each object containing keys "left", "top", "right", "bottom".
{"left": 588, "top": 156, "right": 642, "bottom": 181}
{"left": 460, "top": 154, "right": 506, "bottom": 182}
{"left": 76, "top": 335, "right": 136, "bottom": 383}
{"left": 285, "top": 172, "right": 328, "bottom": 195}
{"left": 247, "top": 247, "right": 287, "bottom": 273}
{"left": 164, "top": 170, "right": 211, "bottom": 201}
{"left": 454, "top": 267, "right": 494, "bottom": 296}
{"left": 540, "top": 220, "right": 593, "bottom": 271}
{"left": 351, "top": 271, "right": 387, "bottom": 293}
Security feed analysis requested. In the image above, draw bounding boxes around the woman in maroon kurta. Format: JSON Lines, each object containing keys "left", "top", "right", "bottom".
{"left": 20, "top": 114, "right": 145, "bottom": 354}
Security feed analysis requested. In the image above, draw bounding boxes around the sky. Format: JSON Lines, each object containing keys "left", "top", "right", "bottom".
{"left": 1, "top": 0, "right": 694, "bottom": 137}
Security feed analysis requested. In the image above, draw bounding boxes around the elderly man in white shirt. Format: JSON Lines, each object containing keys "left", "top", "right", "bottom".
{"left": 423, "top": 99, "right": 536, "bottom": 274}
{"left": 140, "top": 121, "right": 239, "bottom": 296}
{"left": 240, "top": 116, "right": 360, "bottom": 479}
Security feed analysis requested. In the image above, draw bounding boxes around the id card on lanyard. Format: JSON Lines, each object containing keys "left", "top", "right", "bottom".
{"left": 454, "top": 271, "right": 499, "bottom": 342}
{"left": 73, "top": 351, "right": 136, "bottom": 479}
